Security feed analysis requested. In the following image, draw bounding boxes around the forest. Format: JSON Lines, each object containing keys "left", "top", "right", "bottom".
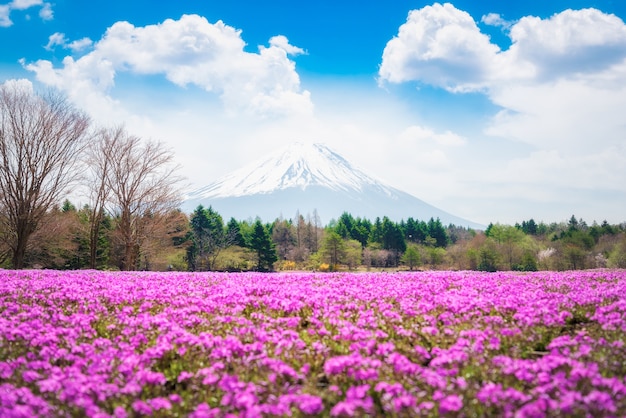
{"left": 3, "top": 200, "right": 625, "bottom": 273}
{"left": 1, "top": 81, "right": 625, "bottom": 272}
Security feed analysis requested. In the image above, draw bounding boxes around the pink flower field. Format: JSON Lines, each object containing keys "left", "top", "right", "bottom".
{"left": 1, "top": 270, "right": 625, "bottom": 417}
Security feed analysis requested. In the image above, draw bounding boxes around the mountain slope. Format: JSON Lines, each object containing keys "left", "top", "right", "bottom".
{"left": 184, "top": 142, "right": 483, "bottom": 228}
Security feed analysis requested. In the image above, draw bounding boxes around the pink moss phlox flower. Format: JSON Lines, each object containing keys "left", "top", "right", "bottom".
{"left": 190, "top": 403, "right": 220, "bottom": 418}
{"left": 298, "top": 394, "right": 324, "bottom": 415}
{"left": 439, "top": 394, "right": 463, "bottom": 413}
{"left": 177, "top": 371, "right": 193, "bottom": 382}
{"left": 136, "top": 369, "right": 166, "bottom": 386}
{"left": 113, "top": 406, "right": 128, "bottom": 418}
{"left": 131, "top": 399, "right": 153, "bottom": 415}
{"left": 148, "top": 397, "right": 172, "bottom": 411}
{"left": 330, "top": 396, "right": 374, "bottom": 417}
{"left": 421, "top": 326, "right": 438, "bottom": 336}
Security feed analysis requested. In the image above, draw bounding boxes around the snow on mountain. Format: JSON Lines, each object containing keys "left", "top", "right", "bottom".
{"left": 184, "top": 141, "right": 483, "bottom": 228}
{"left": 186, "top": 142, "right": 394, "bottom": 199}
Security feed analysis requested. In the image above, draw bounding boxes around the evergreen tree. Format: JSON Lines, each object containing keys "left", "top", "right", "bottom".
{"left": 427, "top": 218, "right": 449, "bottom": 248}
{"left": 370, "top": 217, "right": 383, "bottom": 244}
{"left": 404, "top": 217, "right": 423, "bottom": 243}
{"left": 249, "top": 220, "right": 278, "bottom": 272}
{"left": 520, "top": 219, "right": 538, "bottom": 235}
{"left": 321, "top": 231, "right": 346, "bottom": 270}
{"left": 226, "top": 217, "right": 245, "bottom": 247}
{"left": 380, "top": 216, "right": 406, "bottom": 265}
{"left": 335, "top": 212, "right": 354, "bottom": 239}
{"left": 351, "top": 219, "right": 370, "bottom": 248}
{"left": 186, "top": 205, "right": 226, "bottom": 271}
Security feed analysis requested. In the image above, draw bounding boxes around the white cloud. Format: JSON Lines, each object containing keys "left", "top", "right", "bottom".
{"left": 380, "top": 5, "right": 626, "bottom": 150}
{"left": 0, "top": 0, "right": 51, "bottom": 26}
{"left": 0, "top": 5, "right": 11, "bottom": 27}
{"left": 9, "top": 0, "right": 42, "bottom": 10}
{"left": 505, "top": 8, "right": 626, "bottom": 81}
{"left": 268, "top": 35, "right": 306, "bottom": 55}
{"left": 399, "top": 125, "right": 466, "bottom": 147}
{"left": 486, "top": 77, "right": 626, "bottom": 151}
{"left": 380, "top": 5, "right": 626, "bottom": 88}
{"left": 38, "top": 1, "right": 51, "bottom": 20}
{"left": 45, "top": 32, "right": 66, "bottom": 50}
{"left": 44, "top": 33, "right": 93, "bottom": 52}
{"left": 481, "top": 13, "right": 513, "bottom": 29}
{"left": 504, "top": 148, "right": 626, "bottom": 191}
{"left": 68, "top": 37, "right": 93, "bottom": 52}
{"left": 26, "top": 14, "right": 312, "bottom": 118}
{"left": 379, "top": 3, "right": 499, "bottom": 91}
{"left": 379, "top": 4, "right": 626, "bottom": 223}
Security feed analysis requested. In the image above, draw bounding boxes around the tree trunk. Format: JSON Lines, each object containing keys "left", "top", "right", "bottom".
{"left": 12, "top": 237, "right": 27, "bottom": 269}
{"left": 89, "top": 210, "right": 102, "bottom": 269}
{"left": 12, "top": 218, "right": 33, "bottom": 269}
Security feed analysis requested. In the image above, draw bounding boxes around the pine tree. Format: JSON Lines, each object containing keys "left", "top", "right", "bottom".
{"left": 249, "top": 220, "right": 278, "bottom": 272}
{"left": 186, "top": 205, "right": 225, "bottom": 271}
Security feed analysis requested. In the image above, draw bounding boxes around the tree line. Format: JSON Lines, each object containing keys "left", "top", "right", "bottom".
{"left": 0, "top": 81, "right": 182, "bottom": 270}
{"left": 2, "top": 81, "right": 625, "bottom": 272}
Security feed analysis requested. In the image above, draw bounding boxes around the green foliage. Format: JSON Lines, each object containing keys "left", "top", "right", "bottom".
{"left": 380, "top": 216, "right": 406, "bottom": 253}
{"left": 249, "top": 220, "right": 278, "bottom": 272}
{"left": 514, "top": 251, "right": 538, "bottom": 272}
{"left": 320, "top": 231, "right": 346, "bottom": 270}
{"left": 61, "top": 199, "right": 77, "bottom": 213}
{"left": 427, "top": 217, "right": 449, "bottom": 248}
{"left": 519, "top": 218, "right": 538, "bottom": 235}
{"left": 214, "top": 246, "right": 255, "bottom": 271}
{"left": 404, "top": 217, "right": 428, "bottom": 243}
{"left": 478, "top": 244, "right": 499, "bottom": 272}
{"left": 226, "top": 218, "right": 246, "bottom": 247}
{"left": 608, "top": 237, "right": 626, "bottom": 268}
{"left": 400, "top": 244, "right": 421, "bottom": 270}
{"left": 10, "top": 199, "right": 626, "bottom": 273}
{"left": 426, "top": 246, "right": 447, "bottom": 268}
{"left": 344, "top": 239, "right": 362, "bottom": 270}
{"left": 186, "top": 205, "right": 226, "bottom": 271}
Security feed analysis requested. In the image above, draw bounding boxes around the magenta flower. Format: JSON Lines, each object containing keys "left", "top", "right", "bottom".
{"left": 439, "top": 394, "right": 463, "bottom": 413}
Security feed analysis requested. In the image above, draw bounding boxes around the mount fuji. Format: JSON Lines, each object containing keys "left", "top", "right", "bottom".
{"left": 183, "top": 142, "right": 482, "bottom": 228}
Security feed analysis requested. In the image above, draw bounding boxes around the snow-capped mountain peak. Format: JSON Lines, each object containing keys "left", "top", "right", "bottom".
{"left": 183, "top": 141, "right": 483, "bottom": 229}
{"left": 188, "top": 142, "right": 392, "bottom": 199}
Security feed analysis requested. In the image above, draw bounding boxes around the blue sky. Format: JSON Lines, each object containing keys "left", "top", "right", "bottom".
{"left": 1, "top": 0, "right": 626, "bottom": 225}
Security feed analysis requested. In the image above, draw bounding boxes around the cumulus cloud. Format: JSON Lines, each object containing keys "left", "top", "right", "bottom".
{"left": 268, "top": 35, "right": 306, "bottom": 55}
{"left": 379, "top": 3, "right": 499, "bottom": 91}
{"left": 506, "top": 9, "right": 626, "bottom": 80}
{"left": 379, "top": 6, "right": 626, "bottom": 148}
{"left": 67, "top": 37, "right": 93, "bottom": 52}
{"left": 44, "top": 32, "right": 66, "bottom": 50}
{"left": 44, "top": 32, "right": 93, "bottom": 52}
{"left": 481, "top": 13, "right": 513, "bottom": 29}
{"left": 379, "top": 4, "right": 626, "bottom": 221}
{"left": 380, "top": 4, "right": 626, "bottom": 88}
{"left": 38, "top": 2, "right": 52, "bottom": 20}
{"left": 0, "top": 0, "right": 52, "bottom": 26}
{"left": 10, "top": 0, "right": 43, "bottom": 10}
{"left": 25, "top": 14, "right": 312, "bottom": 118}
{"left": 0, "top": 5, "right": 11, "bottom": 27}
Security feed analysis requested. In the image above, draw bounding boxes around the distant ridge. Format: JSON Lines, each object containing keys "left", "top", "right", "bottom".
{"left": 184, "top": 142, "right": 483, "bottom": 229}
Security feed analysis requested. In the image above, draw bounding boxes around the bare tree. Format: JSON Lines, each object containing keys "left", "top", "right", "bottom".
{"left": 96, "top": 127, "right": 182, "bottom": 270}
{"left": 0, "top": 80, "right": 90, "bottom": 268}
{"left": 84, "top": 126, "right": 119, "bottom": 269}
{"left": 272, "top": 217, "right": 296, "bottom": 260}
